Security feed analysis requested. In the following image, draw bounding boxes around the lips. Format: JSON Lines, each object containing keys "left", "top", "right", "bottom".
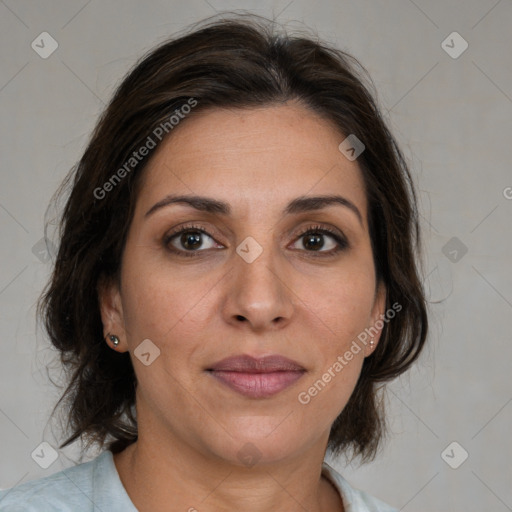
{"left": 207, "top": 355, "right": 306, "bottom": 399}
{"left": 208, "top": 354, "right": 305, "bottom": 373}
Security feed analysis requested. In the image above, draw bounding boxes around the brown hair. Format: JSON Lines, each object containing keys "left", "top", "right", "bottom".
{"left": 39, "top": 13, "right": 428, "bottom": 462}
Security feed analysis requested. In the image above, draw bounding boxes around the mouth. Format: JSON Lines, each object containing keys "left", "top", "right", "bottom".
{"left": 206, "top": 355, "right": 306, "bottom": 399}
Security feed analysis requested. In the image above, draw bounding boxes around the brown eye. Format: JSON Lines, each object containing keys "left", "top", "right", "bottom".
{"left": 290, "top": 225, "right": 348, "bottom": 255}
{"left": 302, "top": 232, "right": 326, "bottom": 251}
{"left": 164, "top": 224, "right": 223, "bottom": 257}
{"left": 178, "top": 231, "right": 203, "bottom": 250}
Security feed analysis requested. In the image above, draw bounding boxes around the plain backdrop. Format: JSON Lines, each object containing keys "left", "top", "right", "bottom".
{"left": 0, "top": 1, "right": 511, "bottom": 511}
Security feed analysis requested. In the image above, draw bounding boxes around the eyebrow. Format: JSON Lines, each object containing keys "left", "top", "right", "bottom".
{"left": 144, "top": 194, "right": 363, "bottom": 225}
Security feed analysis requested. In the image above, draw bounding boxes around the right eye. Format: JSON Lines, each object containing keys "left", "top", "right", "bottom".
{"left": 163, "top": 224, "right": 224, "bottom": 257}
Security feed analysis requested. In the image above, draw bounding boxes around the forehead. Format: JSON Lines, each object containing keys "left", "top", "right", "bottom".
{"left": 136, "top": 103, "right": 368, "bottom": 222}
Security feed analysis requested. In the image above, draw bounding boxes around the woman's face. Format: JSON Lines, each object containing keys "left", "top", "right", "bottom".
{"left": 100, "top": 102, "right": 385, "bottom": 465}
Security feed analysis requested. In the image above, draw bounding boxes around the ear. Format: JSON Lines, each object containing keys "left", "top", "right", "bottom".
{"left": 366, "top": 281, "right": 387, "bottom": 356}
{"left": 97, "top": 274, "right": 128, "bottom": 352}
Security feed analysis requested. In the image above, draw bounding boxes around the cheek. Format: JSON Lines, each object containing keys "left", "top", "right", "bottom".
{"left": 295, "top": 350, "right": 364, "bottom": 435}
{"left": 294, "top": 260, "right": 375, "bottom": 409}
{"left": 303, "top": 265, "right": 376, "bottom": 346}
{"left": 119, "top": 251, "right": 204, "bottom": 341}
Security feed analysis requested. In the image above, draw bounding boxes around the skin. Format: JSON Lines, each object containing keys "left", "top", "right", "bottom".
{"left": 99, "top": 101, "right": 386, "bottom": 512}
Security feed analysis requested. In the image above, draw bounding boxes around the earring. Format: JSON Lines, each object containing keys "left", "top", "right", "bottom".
{"left": 108, "top": 334, "right": 120, "bottom": 347}
{"left": 369, "top": 338, "right": 375, "bottom": 349}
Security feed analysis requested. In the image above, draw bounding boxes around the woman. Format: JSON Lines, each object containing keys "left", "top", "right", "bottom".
{"left": 0, "top": 14, "right": 427, "bottom": 512}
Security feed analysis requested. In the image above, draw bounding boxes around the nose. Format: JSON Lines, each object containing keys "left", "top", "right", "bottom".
{"left": 221, "top": 243, "right": 294, "bottom": 332}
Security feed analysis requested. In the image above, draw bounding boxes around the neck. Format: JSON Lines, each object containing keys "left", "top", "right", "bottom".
{"left": 113, "top": 429, "right": 343, "bottom": 512}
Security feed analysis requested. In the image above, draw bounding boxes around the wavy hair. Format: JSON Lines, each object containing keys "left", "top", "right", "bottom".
{"left": 39, "top": 13, "right": 428, "bottom": 462}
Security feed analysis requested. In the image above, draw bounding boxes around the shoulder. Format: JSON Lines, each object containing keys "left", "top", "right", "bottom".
{"left": 322, "top": 462, "right": 399, "bottom": 512}
{"left": 0, "top": 450, "right": 135, "bottom": 512}
{"left": 0, "top": 453, "right": 98, "bottom": 512}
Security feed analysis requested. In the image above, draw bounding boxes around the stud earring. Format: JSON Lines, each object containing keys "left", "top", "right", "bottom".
{"left": 369, "top": 338, "right": 375, "bottom": 349}
{"left": 108, "top": 334, "right": 120, "bottom": 347}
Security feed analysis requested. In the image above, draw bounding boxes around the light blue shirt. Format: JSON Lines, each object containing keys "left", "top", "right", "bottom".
{"left": 0, "top": 451, "right": 397, "bottom": 511}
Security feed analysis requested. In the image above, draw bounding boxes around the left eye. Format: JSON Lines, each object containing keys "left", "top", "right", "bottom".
{"left": 290, "top": 229, "right": 341, "bottom": 252}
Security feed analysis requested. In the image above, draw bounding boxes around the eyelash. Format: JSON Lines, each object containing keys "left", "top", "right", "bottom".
{"left": 163, "top": 223, "right": 349, "bottom": 258}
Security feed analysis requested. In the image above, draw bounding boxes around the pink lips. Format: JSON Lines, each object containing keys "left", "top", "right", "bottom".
{"left": 207, "top": 355, "right": 306, "bottom": 399}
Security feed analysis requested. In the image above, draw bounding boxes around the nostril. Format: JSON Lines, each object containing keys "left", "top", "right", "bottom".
{"left": 235, "top": 315, "right": 246, "bottom": 321}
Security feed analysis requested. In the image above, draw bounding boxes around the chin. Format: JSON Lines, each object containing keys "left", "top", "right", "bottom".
{"left": 204, "top": 417, "right": 317, "bottom": 468}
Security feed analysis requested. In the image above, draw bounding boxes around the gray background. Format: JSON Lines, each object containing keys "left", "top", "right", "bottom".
{"left": 1, "top": 1, "right": 511, "bottom": 510}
